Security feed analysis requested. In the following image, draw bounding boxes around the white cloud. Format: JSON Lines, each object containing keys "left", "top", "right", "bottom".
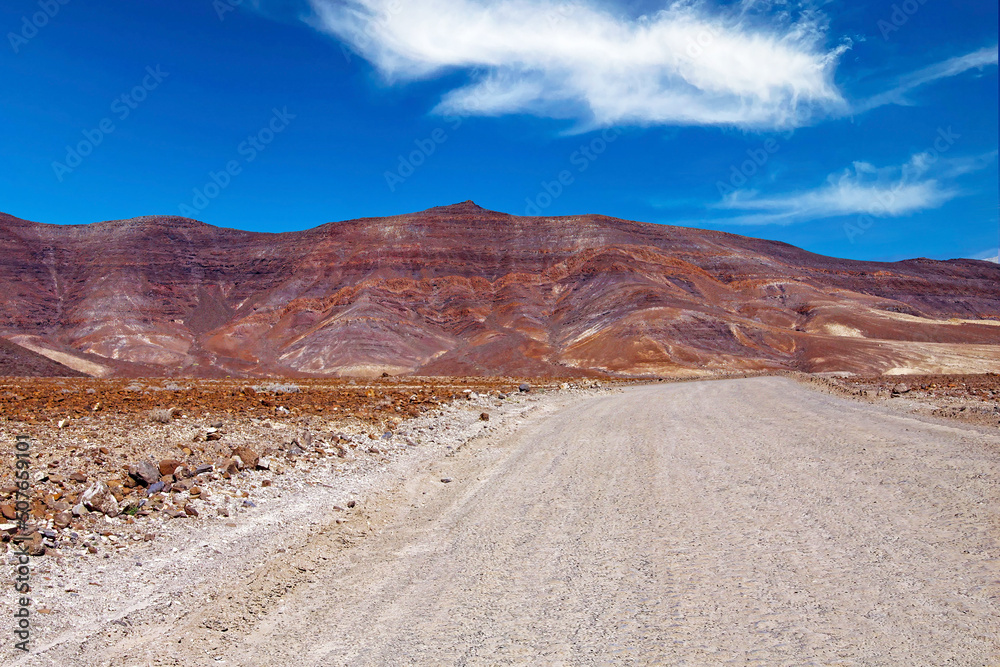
{"left": 307, "top": 0, "right": 850, "bottom": 130}
{"left": 304, "top": 1, "right": 997, "bottom": 130}
{"left": 711, "top": 152, "right": 996, "bottom": 225}
{"left": 857, "top": 46, "right": 999, "bottom": 113}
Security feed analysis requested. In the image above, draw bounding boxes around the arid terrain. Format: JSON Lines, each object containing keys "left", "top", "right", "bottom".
{"left": 2, "top": 377, "right": 997, "bottom": 666}
{"left": 2, "top": 202, "right": 998, "bottom": 379}
{"left": 0, "top": 376, "right": 609, "bottom": 562}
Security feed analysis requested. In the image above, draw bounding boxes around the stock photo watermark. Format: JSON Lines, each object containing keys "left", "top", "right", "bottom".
{"left": 7, "top": 0, "right": 70, "bottom": 54}
{"left": 524, "top": 128, "right": 623, "bottom": 216}
{"left": 384, "top": 121, "right": 461, "bottom": 193}
{"left": 716, "top": 139, "right": 781, "bottom": 197}
{"left": 877, "top": 0, "right": 932, "bottom": 40}
{"left": 383, "top": 77, "right": 504, "bottom": 192}
{"left": 51, "top": 65, "right": 170, "bottom": 182}
{"left": 844, "top": 126, "right": 959, "bottom": 243}
{"left": 11, "top": 434, "right": 33, "bottom": 652}
{"left": 178, "top": 107, "right": 295, "bottom": 217}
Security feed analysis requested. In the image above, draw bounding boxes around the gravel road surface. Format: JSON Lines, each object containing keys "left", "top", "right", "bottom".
{"left": 23, "top": 377, "right": 1000, "bottom": 665}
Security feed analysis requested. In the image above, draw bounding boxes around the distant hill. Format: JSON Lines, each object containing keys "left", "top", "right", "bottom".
{"left": 0, "top": 202, "right": 998, "bottom": 377}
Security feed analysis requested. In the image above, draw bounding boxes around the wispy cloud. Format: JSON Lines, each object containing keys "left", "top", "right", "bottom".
{"left": 709, "top": 151, "right": 996, "bottom": 226}
{"left": 307, "top": 0, "right": 849, "bottom": 130}
{"left": 856, "top": 45, "right": 999, "bottom": 113}
{"left": 305, "top": 1, "right": 997, "bottom": 131}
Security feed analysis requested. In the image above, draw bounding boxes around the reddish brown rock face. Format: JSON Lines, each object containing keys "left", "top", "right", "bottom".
{"left": 1, "top": 201, "right": 998, "bottom": 378}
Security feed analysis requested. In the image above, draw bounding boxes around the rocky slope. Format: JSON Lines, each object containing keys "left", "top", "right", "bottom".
{"left": 1, "top": 202, "right": 998, "bottom": 377}
{"left": 0, "top": 338, "right": 85, "bottom": 377}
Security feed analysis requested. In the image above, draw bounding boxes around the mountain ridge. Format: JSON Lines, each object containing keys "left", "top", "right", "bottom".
{"left": 1, "top": 204, "right": 998, "bottom": 378}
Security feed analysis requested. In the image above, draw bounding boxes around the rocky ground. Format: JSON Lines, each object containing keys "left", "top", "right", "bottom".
{"left": 804, "top": 372, "right": 1000, "bottom": 429}
{"left": 0, "top": 377, "right": 620, "bottom": 563}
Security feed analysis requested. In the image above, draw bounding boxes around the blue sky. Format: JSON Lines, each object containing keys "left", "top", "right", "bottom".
{"left": 0, "top": 0, "right": 996, "bottom": 262}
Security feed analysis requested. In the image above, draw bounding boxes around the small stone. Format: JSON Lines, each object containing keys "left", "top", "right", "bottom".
{"left": 441, "top": 478, "right": 453, "bottom": 483}
{"left": 146, "top": 481, "right": 165, "bottom": 496}
{"left": 54, "top": 511, "right": 72, "bottom": 529}
{"left": 129, "top": 460, "right": 160, "bottom": 486}
{"left": 195, "top": 464, "right": 213, "bottom": 475}
{"left": 217, "top": 506, "right": 230, "bottom": 517}
{"left": 143, "top": 533, "right": 155, "bottom": 542}
{"left": 518, "top": 383, "right": 531, "bottom": 393}
{"left": 23, "top": 532, "right": 45, "bottom": 556}
{"left": 262, "top": 480, "right": 272, "bottom": 487}
{"left": 72, "top": 503, "right": 88, "bottom": 517}
{"left": 57, "top": 419, "right": 69, "bottom": 429}
{"left": 892, "top": 383, "right": 911, "bottom": 394}
{"left": 80, "top": 482, "right": 120, "bottom": 517}
{"left": 231, "top": 446, "right": 259, "bottom": 470}
{"left": 158, "top": 459, "right": 182, "bottom": 477}
{"left": 480, "top": 412, "right": 490, "bottom": 421}
{"left": 346, "top": 500, "right": 356, "bottom": 508}
{"left": 257, "top": 457, "right": 271, "bottom": 471}
{"left": 242, "top": 500, "right": 257, "bottom": 508}
{"left": 69, "top": 471, "right": 88, "bottom": 483}
{"left": 183, "top": 504, "right": 199, "bottom": 517}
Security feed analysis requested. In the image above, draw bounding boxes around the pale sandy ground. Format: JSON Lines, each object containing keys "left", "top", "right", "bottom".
{"left": 5, "top": 378, "right": 1000, "bottom": 666}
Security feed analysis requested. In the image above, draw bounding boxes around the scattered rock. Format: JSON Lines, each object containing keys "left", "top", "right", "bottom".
{"left": 893, "top": 383, "right": 911, "bottom": 395}
{"left": 158, "top": 459, "right": 182, "bottom": 477}
{"left": 24, "top": 532, "right": 45, "bottom": 556}
{"left": 54, "top": 511, "right": 72, "bottom": 529}
{"left": 80, "top": 482, "right": 120, "bottom": 517}
{"left": 518, "top": 383, "right": 531, "bottom": 393}
{"left": 68, "top": 471, "right": 88, "bottom": 483}
{"left": 480, "top": 412, "right": 490, "bottom": 421}
{"left": 231, "top": 446, "right": 259, "bottom": 470}
{"left": 183, "top": 504, "right": 199, "bottom": 517}
{"left": 441, "top": 478, "right": 453, "bottom": 483}
{"left": 129, "top": 460, "right": 160, "bottom": 486}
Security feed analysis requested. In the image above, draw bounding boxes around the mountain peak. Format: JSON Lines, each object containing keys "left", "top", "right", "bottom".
{"left": 423, "top": 200, "right": 495, "bottom": 215}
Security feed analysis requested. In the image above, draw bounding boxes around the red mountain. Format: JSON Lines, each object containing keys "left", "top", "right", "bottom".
{"left": 1, "top": 201, "right": 998, "bottom": 378}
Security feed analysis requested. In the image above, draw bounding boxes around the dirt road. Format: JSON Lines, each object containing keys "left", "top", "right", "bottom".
{"left": 26, "top": 378, "right": 1000, "bottom": 665}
